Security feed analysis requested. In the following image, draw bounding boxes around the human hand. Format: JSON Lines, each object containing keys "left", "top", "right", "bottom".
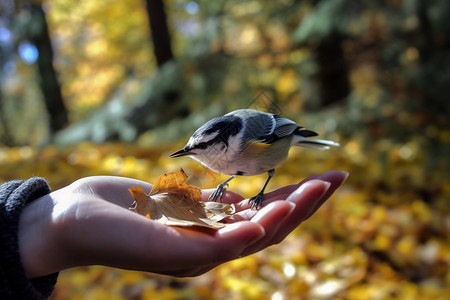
{"left": 18, "top": 171, "right": 348, "bottom": 278}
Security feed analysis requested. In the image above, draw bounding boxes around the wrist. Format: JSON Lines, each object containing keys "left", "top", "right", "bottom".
{"left": 1, "top": 178, "right": 59, "bottom": 300}
{"left": 18, "top": 193, "right": 61, "bottom": 278}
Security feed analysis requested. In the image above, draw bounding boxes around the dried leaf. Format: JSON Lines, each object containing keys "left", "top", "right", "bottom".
{"left": 128, "top": 186, "right": 154, "bottom": 218}
{"left": 203, "top": 202, "right": 235, "bottom": 221}
{"left": 129, "top": 170, "right": 234, "bottom": 229}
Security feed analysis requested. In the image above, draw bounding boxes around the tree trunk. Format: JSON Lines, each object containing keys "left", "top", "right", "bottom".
{"left": 29, "top": 3, "right": 68, "bottom": 133}
{"left": 144, "top": 0, "right": 174, "bottom": 67}
{"left": 0, "top": 89, "right": 13, "bottom": 146}
{"left": 316, "top": 32, "right": 350, "bottom": 106}
{"left": 55, "top": 0, "right": 188, "bottom": 144}
{"left": 134, "top": 0, "right": 188, "bottom": 132}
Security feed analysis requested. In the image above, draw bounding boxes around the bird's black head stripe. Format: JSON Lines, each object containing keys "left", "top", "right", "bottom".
{"left": 192, "top": 115, "right": 243, "bottom": 150}
{"left": 203, "top": 115, "right": 243, "bottom": 136}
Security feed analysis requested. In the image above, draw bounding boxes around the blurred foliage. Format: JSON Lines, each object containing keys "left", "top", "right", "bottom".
{"left": 0, "top": 0, "right": 449, "bottom": 299}
{"left": 1, "top": 0, "right": 447, "bottom": 146}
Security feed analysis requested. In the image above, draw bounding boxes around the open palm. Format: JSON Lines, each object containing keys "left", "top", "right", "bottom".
{"left": 20, "top": 171, "right": 348, "bottom": 278}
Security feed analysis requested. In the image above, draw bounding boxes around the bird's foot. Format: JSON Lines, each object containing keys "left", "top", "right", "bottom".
{"left": 209, "top": 183, "right": 229, "bottom": 202}
{"left": 248, "top": 192, "right": 264, "bottom": 210}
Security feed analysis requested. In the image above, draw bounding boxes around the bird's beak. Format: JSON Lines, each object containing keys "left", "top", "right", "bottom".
{"left": 169, "top": 147, "right": 195, "bottom": 158}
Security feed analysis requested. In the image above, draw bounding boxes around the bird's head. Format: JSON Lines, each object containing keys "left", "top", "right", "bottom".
{"left": 169, "top": 115, "right": 243, "bottom": 161}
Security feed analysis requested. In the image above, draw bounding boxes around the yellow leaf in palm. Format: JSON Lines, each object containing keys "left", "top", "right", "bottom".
{"left": 129, "top": 170, "right": 234, "bottom": 229}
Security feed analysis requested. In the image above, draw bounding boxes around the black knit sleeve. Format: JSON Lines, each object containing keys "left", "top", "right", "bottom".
{"left": 0, "top": 177, "right": 59, "bottom": 300}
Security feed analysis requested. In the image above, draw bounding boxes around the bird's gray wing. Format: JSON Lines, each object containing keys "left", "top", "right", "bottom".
{"left": 273, "top": 115, "right": 301, "bottom": 138}
{"left": 274, "top": 115, "right": 318, "bottom": 138}
{"left": 242, "top": 112, "right": 307, "bottom": 143}
{"left": 231, "top": 109, "right": 318, "bottom": 143}
{"left": 241, "top": 111, "right": 276, "bottom": 142}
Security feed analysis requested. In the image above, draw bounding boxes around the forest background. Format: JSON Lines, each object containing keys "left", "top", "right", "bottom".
{"left": 0, "top": 0, "right": 449, "bottom": 299}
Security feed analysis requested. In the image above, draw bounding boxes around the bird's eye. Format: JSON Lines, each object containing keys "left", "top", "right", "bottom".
{"left": 217, "top": 142, "right": 226, "bottom": 152}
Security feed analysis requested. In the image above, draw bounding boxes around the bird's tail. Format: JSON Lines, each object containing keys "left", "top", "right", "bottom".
{"left": 292, "top": 134, "right": 340, "bottom": 150}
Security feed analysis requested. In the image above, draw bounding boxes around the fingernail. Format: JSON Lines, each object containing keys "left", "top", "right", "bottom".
{"left": 218, "top": 222, "right": 241, "bottom": 234}
{"left": 340, "top": 171, "right": 350, "bottom": 183}
{"left": 251, "top": 201, "right": 294, "bottom": 224}
{"left": 287, "top": 201, "right": 296, "bottom": 211}
{"left": 248, "top": 226, "right": 265, "bottom": 244}
{"left": 218, "top": 222, "right": 265, "bottom": 242}
{"left": 283, "top": 201, "right": 297, "bottom": 216}
{"left": 286, "top": 180, "right": 326, "bottom": 203}
{"left": 296, "top": 180, "right": 327, "bottom": 195}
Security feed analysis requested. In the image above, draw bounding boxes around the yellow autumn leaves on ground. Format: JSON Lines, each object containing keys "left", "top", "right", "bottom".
{"left": 0, "top": 140, "right": 449, "bottom": 299}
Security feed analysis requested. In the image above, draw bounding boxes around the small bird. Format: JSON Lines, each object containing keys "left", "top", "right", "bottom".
{"left": 169, "top": 109, "right": 339, "bottom": 209}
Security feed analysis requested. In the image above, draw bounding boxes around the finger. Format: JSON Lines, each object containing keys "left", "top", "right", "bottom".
{"left": 211, "top": 221, "right": 265, "bottom": 261}
{"left": 253, "top": 170, "right": 347, "bottom": 215}
{"left": 227, "top": 174, "right": 324, "bottom": 212}
{"left": 239, "top": 201, "right": 295, "bottom": 257}
{"left": 226, "top": 208, "right": 259, "bottom": 222}
{"left": 218, "top": 185, "right": 310, "bottom": 214}
{"left": 269, "top": 173, "right": 347, "bottom": 245}
{"left": 305, "top": 171, "right": 348, "bottom": 218}
{"left": 160, "top": 265, "right": 214, "bottom": 277}
{"left": 203, "top": 170, "right": 347, "bottom": 214}
{"left": 149, "top": 221, "right": 265, "bottom": 272}
{"left": 259, "top": 180, "right": 329, "bottom": 247}
{"left": 201, "top": 189, "right": 245, "bottom": 204}
{"left": 251, "top": 174, "right": 322, "bottom": 205}
{"left": 226, "top": 195, "right": 295, "bottom": 222}
{"left": 178, "top": 173, "right": 347, "bottom": 265}
{"left": 168, "top": 221, "right": 266, "bottom": 277}
{"left": 66, "top": 197, "right": 266, "bottom": 275}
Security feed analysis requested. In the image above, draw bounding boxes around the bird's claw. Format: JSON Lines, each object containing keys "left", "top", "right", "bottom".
{"left": 248, "top": 192, "right": 264, "bottom": 210}
{"left": 209, "top": 183, "right": 229, "bottom": 202}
